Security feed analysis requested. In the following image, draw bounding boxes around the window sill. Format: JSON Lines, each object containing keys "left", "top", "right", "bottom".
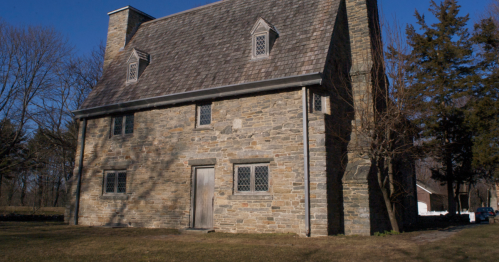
{"left": 100, "top": 195, "right": 128, "bottom": 200}
{"left": 110, "top": 134, "right": 134, "bottom": 140}
{"left": 228, "top": 195, "right": 273, "bottom": 200}
{"left": 193, "top": 126, "right": 213, "bottom": 131}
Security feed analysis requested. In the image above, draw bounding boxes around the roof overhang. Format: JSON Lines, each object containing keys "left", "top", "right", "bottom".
{"left": 73, "top": 72, "right": 323, "bottom": 119}
{"left": 417, "top": 184, "right": 433, "bottom": 194}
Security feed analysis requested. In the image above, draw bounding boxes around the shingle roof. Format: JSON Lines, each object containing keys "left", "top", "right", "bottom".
{"left": 81, "top": 0, "right": 341, "bottom": 110}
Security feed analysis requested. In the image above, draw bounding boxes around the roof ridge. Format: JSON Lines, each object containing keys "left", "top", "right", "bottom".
{"left": 142, "top": 0, "right": 230, "bottom": 26}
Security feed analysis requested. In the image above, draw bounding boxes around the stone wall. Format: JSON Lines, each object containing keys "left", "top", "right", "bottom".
{"left": 67, "top": 88, "right": 330, "bottom": 237}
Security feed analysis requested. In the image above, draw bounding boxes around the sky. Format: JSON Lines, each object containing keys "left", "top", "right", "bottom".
{"left": 0, "top": 0, "right": 492, "bottom": 56}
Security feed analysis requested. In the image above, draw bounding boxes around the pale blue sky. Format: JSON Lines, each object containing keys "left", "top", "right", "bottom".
{"left": 0, "top": 0, "right": 491, "bottom": 55}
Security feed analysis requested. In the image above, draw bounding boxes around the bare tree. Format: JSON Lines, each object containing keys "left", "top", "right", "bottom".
{"left": 0, "top": 20, "right": 73, "bottom": 200}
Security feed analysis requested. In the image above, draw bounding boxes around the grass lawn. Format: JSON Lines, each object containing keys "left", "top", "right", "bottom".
{"left": 1, "top": 222, "right": 498, "bottom": 261}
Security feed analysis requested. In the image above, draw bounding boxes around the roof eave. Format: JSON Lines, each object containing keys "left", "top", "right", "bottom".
{"left": 73, "top": 72, "right": 323, "bottom": 119}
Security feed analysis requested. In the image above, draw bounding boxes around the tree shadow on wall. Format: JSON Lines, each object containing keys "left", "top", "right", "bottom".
{"left": 69, "top": 108, "right": 191, "bottom": 229}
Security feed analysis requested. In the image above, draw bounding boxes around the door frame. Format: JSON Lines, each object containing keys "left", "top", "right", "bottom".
{"left": 189, "top": 165, "right": 215, "bottom": 228}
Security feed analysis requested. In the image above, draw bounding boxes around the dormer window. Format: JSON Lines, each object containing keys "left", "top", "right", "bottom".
{"left": 128, "top": 62, "right": 138, "bottom": 82}
{"left": 251, "top": 18, "right": 279, "bottom": 59}
{"left": 126, "top": 48, "right": 149, "bottom": 83}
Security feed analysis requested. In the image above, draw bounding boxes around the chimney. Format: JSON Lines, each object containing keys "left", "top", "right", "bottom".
{"left": 343, "top": 0, "right": 384, "bottom": 236}
{"left": 103, "top": 6, "right": 155, "bottom": 72}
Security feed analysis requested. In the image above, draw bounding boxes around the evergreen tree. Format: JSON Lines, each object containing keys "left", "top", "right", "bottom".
{"left": 470, "top": 18, "right": 499, "bottom": 178}
{"left": 404, "top": 0, "right": 475, "bottom": 215}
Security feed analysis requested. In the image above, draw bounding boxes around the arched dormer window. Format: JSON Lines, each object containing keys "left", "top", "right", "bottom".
{"left": 251, "top": 17, "right": 279, "bottom": 59}
{"left": 127, "top": 48, "right": 150, "bottom": 83}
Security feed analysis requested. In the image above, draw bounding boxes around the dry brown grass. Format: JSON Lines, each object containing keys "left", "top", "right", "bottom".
{"left": 0, "top": 222, "right": 498, "bottom": 261}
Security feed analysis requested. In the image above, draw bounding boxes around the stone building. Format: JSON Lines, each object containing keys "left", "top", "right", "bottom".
{"left": 67, "top": 0, "right": 417, "bottom": 237}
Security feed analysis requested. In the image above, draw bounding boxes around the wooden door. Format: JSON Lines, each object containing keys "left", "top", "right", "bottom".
{"left": 194, "top": 168, "right": 214, "bottom": 229}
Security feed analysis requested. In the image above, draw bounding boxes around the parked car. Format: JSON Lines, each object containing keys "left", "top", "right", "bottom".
{"left": 475, "top": 207, "right": 496, "bottom": 223}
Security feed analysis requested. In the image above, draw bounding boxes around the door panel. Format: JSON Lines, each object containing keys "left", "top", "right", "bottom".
{"left": 194, "top": 168, "right": 214, "bottom": 229}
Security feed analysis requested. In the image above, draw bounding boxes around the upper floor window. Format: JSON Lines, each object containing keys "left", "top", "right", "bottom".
{"left": 104, "top": 170, "right": 127, "bottom": 195}
{"left": 112, "top": 114, "right": 134, "bottom": 136}
{"left": 197, "top": 104, "right": 212, "bottom": 127}
{"left": 126, "top": 48, "right": 150, "bottom": 83}
{"left": 311, "top": 92, "right": 328, "bottom": 114}
{"left": 314, "top": 93, "right": 323, "bottom": 112}
{"left": 251, "top": 18, "right": 279, "bottom": 59}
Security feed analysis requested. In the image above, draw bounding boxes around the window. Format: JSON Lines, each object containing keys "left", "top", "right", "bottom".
{"left": 112, "top": 114, "right": 134, "bottom": 136}
{"left": 234, "top": 164, "right": 270, "bottom": 194}
{"left": 104, "top": 171, "right": 126, "bottom": 194}
{"left": 255, "top": 34, "right": 267, "bottom": 56}
{"left": 313, "top": 93, "right": 323, "bottom": 112}
{"left": 197, "top": 104, "right": 212, "bottom": 126}
{"left": 128, "top": 62, "right": 138, "bottom": 82}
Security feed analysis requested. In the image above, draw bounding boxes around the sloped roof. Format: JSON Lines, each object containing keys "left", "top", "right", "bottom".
{"left": 417, "top": 181, "right": 439, "bottom": 195}
{"left": 81, "top": 0, "right": 341, "bottom": 110}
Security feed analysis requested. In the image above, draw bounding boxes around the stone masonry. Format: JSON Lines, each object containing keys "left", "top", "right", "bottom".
{"left": 67, "top": 88, "right": 330, "bottom": 237}
{"left": 341, "top": 0, "right": 388, "bottom": 236}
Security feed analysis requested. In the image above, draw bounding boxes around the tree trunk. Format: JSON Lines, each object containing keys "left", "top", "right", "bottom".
{"left": 20, "top": 173, "right": 27, "bottom": 206}
{"left": 7, "top": 179, "right": 15, "bottom": 206}
{"left": 377, "top": 164, "right": 400, "bottom": 232}
{"left": 53, "top": 175, "right": 61, "bottom": 207}
{"left": 0, "top": 173, "right": 3, "bottom": 203}
{"left": 455, "top": 182, "right": 461, "bottom": 215}
{"left": 37, "top": 175, "right": 43, "bottom": 208}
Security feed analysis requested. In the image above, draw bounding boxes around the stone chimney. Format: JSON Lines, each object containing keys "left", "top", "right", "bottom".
{"left": 342, "top": 0, "right": 385, "bottom": 236}
{"left": 103, "top": 6, "right": 154, "bottom": 72}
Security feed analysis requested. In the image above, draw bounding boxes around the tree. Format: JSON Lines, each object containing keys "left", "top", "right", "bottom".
{"left": 403, "top": 0, "right": 475, "bottom": 215}
{"left": 0, "top": 19, "right": 73, "bottom": 200}
{"left": 470, "top": 18, "right": 499, "bottom": 179}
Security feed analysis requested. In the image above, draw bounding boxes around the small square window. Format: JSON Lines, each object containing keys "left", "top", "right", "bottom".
{"left": 197, "top": 104, "right": 212, "bottom": 127}
{"left": 234, "top": 164, "right": 270, "bottom": 194}
{"left": 112, "top": 114, "right": 134, "bottom": 136}
{"left": 104, "top": 171, "right": 126, "bottom": 194}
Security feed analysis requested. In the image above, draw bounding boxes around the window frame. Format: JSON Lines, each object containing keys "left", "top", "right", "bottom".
{"left": 111, "top": 114, "right": 134, "bottom": 137}
{"left": 127, "top": 62, "right": 138, "bottom": 83}
{"left": 311, "top": 92, "right": 328, "bottom": 114}
{"left": 196, "top": 103, "right": 212, "bottom": 127}
{"left": 103, "top": 170, "right": 127, "bottom": 195}
{"left": 234, "top": 163, "right": 270, "bottom": 195}
{"left": 252, "top": 32, "right": 269, "bottom": 59}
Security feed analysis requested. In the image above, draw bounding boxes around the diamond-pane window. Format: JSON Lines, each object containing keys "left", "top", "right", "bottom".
{"left": 255, "top": 35, "right": 266, "bottom": 56}
{"left": 117, "top": 172, "right": 127, "bottom": 193}
{"left": 113, "top": 117, "right": 123, "bottom": 135}
{"left": 237, "top": 167, "right": 251, "bottom": 192}
{"left": 104, "top": 171, "right": 126, "bottom": 194}
{"left": 314, "top": 93, "right": 322, "bottom": 112}
{"left": 125, "top": 114, "right": 134, "bottom": 134}
{"left": 199, "top": 104, "right": 211, "bottom": 126}
{"left": 255, "top": 166, "right": 269, "bottom": 191}
{"left": 112, "top": 114, "right": 134, "bottom": 136}
{"left": 235, "top": 164, "right": 270, "bottom": 194}
{"left": 128, "top": 63, "right": 137, "bottom": 81}
{"left": 106, "top": 173, "right": 116, "bottom": 193}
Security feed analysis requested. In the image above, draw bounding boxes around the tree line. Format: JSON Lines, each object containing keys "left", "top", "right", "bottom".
{"left": 0, "top": 18, "right": 103, "bottom": 208}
